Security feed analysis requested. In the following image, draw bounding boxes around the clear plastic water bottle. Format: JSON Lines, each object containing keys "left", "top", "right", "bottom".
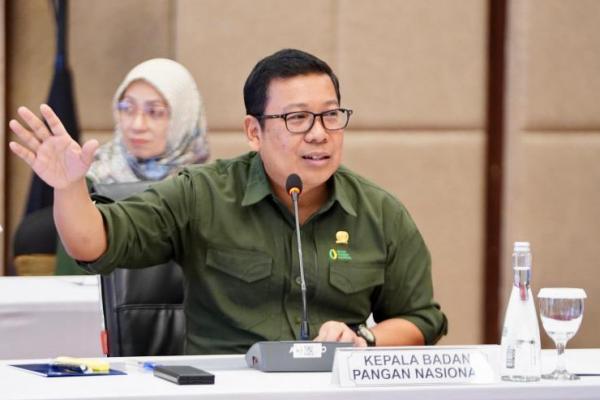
{"left": 500, "top": 241, "right": 541, "bottom": 382}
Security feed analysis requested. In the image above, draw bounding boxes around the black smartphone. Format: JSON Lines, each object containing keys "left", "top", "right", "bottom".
{"left": 153, "top": 365, "right": 215, "bottom": 385}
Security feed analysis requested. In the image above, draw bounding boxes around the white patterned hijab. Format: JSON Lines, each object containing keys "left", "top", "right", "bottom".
{"left": 87, "top": 58, "right": 209, "bottom": 183}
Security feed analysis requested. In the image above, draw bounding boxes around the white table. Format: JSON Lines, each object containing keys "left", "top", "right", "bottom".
{"left": 0, "top": 276, "right": 105, "bottom": 359}
{"left": 1, "top": 349, "right": 599, "bottom": 400}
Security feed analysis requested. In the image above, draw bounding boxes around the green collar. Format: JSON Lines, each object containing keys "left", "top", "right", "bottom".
{"left": 241, "top": 152, "right": 357, "bottom": 218}
{"left": 332, "top": 169, "right": 357, "bottom": 217}
{"left": 241, "top": 153, "right": 272, "bottom": 207}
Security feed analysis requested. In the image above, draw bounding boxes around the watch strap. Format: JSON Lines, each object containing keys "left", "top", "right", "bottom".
{"left": 356, "top": 324, "right": 376, "bottom": 347}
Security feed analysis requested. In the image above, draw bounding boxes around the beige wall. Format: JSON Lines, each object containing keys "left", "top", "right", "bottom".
{"left": 503, "top": 0, "right": 600, "bottom": 348}
{"left": 4, "top": 0, "right": 599, "bottom": 347}
{"left": 5, "top": 0, "right": 486, "bottom": 346}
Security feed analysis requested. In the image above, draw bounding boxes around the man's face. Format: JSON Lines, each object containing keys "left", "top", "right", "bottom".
{"left": 246, "top": 73, "right": 344, "bottom": 197}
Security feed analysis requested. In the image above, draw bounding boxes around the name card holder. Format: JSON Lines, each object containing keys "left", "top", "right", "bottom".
{"left": 331, "top": 345, "right": 500, "bottom": 387}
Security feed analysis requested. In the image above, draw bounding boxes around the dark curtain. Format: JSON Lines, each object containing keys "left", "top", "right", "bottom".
{"left": 24, "top": 0, "right": 80, "bottom": 215}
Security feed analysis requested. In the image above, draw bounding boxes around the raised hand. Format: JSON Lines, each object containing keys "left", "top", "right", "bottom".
{"left": 9, "top": 104, "right": 99, "bottom": 189}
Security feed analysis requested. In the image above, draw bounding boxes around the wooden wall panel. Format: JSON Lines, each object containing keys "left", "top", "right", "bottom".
{"left": 175, "top": 0, "right": 337, "bottom": 130}
{"left": 338, "top": 0, "right": 487, "bottom": 129}
{"left": 525, "top": 0, "right": 600, "bottom": 129}
{"left": 503, "top": 0, "right": 600, "bottom": 348}
{"left": 71, "top": 0, "right": 172, "bottom": 131}
{"left": 515, "top": 134, "right": 600, "bottom": 348}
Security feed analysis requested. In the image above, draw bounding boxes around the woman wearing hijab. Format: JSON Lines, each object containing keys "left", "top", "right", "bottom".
{"left": 88, "top": 58, "right": 209, "bottom": 183}
{"left": 55, "top": 58, "right": 209, "bottom": 274}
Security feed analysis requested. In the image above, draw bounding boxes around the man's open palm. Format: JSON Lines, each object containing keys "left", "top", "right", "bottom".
{"left": 8, "top": 104, "right": 99, "bottom": 189}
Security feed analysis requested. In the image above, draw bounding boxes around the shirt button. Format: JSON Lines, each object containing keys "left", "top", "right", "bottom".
{"left": 295, "top": 276, "right": 302, "bottom": 285}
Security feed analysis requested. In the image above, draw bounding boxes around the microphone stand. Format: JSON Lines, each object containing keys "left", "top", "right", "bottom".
{"left": 244, "top": 174, "right": 351, "bottom": 372}
{"left": 291, "top": 190, "right": 310, "bottom": 341}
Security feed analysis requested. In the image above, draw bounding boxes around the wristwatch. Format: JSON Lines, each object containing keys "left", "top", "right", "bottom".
{"left": 356, "top": 324, "right": 376, "bottom": 347}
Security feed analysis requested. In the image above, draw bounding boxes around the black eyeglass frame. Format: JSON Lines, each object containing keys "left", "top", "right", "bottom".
{"left": 253, "top": 108, "right": 353, "bottom": 134}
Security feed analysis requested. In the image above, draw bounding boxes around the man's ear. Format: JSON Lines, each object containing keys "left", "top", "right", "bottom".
{"left": 244, "top": 115, "right": 261, "bottom": 151}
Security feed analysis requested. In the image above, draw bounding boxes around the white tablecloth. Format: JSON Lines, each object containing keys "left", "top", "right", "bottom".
{"left": 0, "top": 276, "right": 105, "bottom": 359}
{"left": 1, "top": 349, "right": 600, "bottom": 400}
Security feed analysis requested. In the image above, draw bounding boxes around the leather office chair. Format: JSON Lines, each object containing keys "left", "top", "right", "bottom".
{"left": 100, "top": 261, "right": 186, "bottom": 356}
{"left": 94, "top": 182, "right": 186, "bottom": 357}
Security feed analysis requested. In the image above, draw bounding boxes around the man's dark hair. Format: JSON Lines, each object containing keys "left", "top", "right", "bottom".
{"left": 243, "top": 49, "right": 341, "bottom": 118}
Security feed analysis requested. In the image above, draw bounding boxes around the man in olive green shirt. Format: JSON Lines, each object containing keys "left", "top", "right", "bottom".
{"left": 9, "top": 49, "right": 447, "bottom": 354}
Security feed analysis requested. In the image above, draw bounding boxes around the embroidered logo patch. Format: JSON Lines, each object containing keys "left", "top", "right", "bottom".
{"left": 329, "top": 231, "right": 352, "bottom": 261}
{"left": 335, "top": 231, "right": 349, "bottom": 245}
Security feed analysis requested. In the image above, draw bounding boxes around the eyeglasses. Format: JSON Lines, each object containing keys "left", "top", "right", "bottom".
{"left": 254, "top": 108, "right": 353, "bottom": 134}
{"left": 116, "top": 100, "right": 170, "bottom": 121}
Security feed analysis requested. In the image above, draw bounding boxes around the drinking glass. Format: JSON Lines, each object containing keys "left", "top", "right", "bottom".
{"left": 538, "top": 288, "right": 586, "bottom": 380}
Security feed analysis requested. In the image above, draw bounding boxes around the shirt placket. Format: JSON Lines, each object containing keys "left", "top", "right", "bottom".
{"left": 283, "top": 220, "right": 319, "bottom": 339}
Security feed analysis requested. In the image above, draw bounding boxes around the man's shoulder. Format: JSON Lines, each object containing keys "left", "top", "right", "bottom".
{"left": 179, "top": 152, "right": 256, "bottom": 180}
{"left": 335, "top": 166, "right": 420, "bottom": 236}
{"left": 335, "top": 165, "right": 404, "bottom": 207}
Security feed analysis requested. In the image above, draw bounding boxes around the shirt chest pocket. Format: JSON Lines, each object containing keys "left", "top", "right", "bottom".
{"left": 206, "top": 248, "right": 272, "bottom": 283}
{"left": 324, "top": 262, "right": 385, "bottom": 321}
{"left": 329, "top": 262, "right": 385, "bottom": 294}
{"left": 204, "top": 247, "right": 275, "bottom": 329}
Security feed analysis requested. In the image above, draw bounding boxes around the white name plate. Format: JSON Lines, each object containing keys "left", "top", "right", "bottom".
{"left": 331, "top": 345, "right": 500, "bottom": 387}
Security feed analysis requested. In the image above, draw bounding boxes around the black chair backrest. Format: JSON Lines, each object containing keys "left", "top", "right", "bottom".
{"left": 95, "top": 181, "right": 186, "bottom": 357}
{"left": 13, "top": 206, "right": 57, "bottom": 255}
{"left": 101, "top": 262, "right": 185, "bottom": 356}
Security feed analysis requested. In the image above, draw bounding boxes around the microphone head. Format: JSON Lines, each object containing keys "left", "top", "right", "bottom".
{"left": 286, "top": 173, "right": 303, "bottom": 197}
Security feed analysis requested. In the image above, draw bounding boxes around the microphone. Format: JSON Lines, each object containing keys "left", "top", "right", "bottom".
{"left": 285, "top": 174, "right": 309, "bottom": 340}
{"left": 286, "top": 173, "right": 303, "bottom": 198}
{"left": 245, "top": 173, "right": 350, "bottom": 372}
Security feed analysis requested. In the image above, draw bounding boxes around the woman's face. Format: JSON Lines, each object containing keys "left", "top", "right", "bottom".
{"left": 117, "top": 80, "right": 170, "bottom": 159}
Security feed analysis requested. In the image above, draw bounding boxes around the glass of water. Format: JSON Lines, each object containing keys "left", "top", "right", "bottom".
{"left": 538, "top": 288, "right": 586, "bottom": 380}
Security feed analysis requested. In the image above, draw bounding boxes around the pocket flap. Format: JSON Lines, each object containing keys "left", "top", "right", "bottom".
{"left": 329, "top": 263, "right": 385, "bottom": 294}
{"left": 206, "top": 248, "right": 272, "bottom": 283}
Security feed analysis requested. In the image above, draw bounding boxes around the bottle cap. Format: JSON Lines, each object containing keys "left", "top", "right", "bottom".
{"left": 513, "top": 241, "right": 530, "bottom": 252}
{"left": 538, "top": 287, "right": 587, "bottom": 299}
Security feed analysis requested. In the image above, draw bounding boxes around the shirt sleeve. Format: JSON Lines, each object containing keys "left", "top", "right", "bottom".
{"left": 79, "top": 170, "right": 199, "bottom": 274}
{"left": 372, "top": 198, "right": 448, "bottom": 344}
